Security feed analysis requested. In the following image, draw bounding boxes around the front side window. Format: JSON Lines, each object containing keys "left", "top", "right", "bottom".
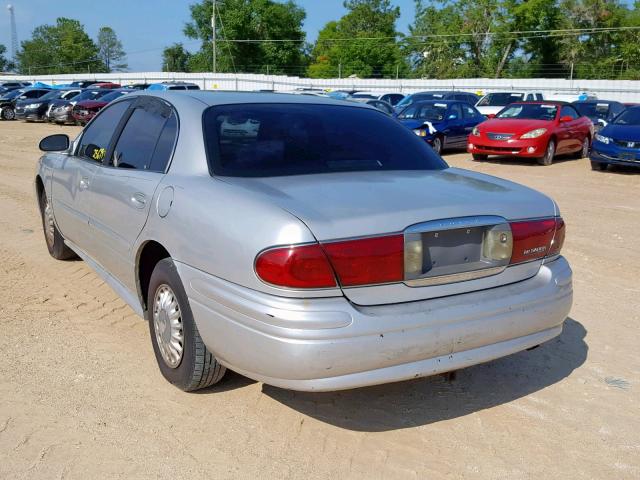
{"left": 496, "top": 104, "right": 558, "bottom": 121}
{"left": 204, "top": 103, "right": 447, "bottom": 178}
{"left": 111, "top": 100, "right": 175, "bottom": 171}
{"left": 560, "top": 106, "right": 579, "bottom": 119}
{"left": 399, "top": 103, "right": 448, "bottom": 121}
{"left": 78, "top": 100, "right": 131, "bottom": 162}
{"left": 462, "top": 104, "right": 480, "bottom": 118}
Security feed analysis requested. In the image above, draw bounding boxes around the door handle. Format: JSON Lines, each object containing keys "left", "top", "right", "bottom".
{"left": 79, "top": 177, "right": 90, "bottom": 190}
{"left": 130, "top": 192, "right": 147, "bottom": 209}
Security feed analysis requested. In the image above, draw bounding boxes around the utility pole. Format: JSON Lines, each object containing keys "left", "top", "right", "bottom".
{"left": 211, "top": 0, "right": 217, "bottom": 74}
{"left": 7, "top": 4, "right": 18, "bottom": 65}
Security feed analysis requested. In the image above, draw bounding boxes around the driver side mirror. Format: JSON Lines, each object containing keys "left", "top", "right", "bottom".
{"left": 39, "top": 134, "right": 69, "bottom": 152}
{"left": 559, "top": 115, "right": 573, "bottom": 123}
{"left": 447, "top": 114, "right": 458, "bottom": 120}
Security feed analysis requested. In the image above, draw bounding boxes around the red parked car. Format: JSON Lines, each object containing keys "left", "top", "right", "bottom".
{"left": 90, "top": 82, "right": 121, "bottom": 89}
{"left": 468, "top": 101, "right": 594, "bottom": 165}
{"left": 72, "top": 89, "right": 130, "bottom": 125}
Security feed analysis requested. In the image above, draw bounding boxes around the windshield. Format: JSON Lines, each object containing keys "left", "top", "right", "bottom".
{"left": 478, "top": 93, "right": 525, "bottom": 107}
{"left": 574, "top": 103, "right": 611, "bottom": 119}
{"left": 496, "top": 103, "right": 558, "bottom": 121}
{"left": 1, "top": 89, "right": 25, "bottom": 100}
{"left": 204, "top": 103, "right": 447, "bottom": 177}
{"left": 40, "top": 90, "right": 67, "bottom": 101}
{"left": 398, "top": 103, "right": 448, "bottom": 122}
{"left": 351, "top": 93, "right": 377, "bottom": 100}
{"left": 74, "top": 89, "right": 110, "bottom": 102}
{"left": 100, "top": 91, "right": 129, "bottom": 102}
{"left": 613, "top": 108, "right": 640, "bottom": 125}
{"left": 396, "top": 93, "right": 446, "bottom": 108}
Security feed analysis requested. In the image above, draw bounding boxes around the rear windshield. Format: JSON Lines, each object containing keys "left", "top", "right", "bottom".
{"left": 613, "top": 108, "right": 640, "bottom": 125}
{"left": 74, "top": 89, "right": 111, "bottom": 102}
{"left": 478, "top": 93, "right": 525, "bottom": 107}
{"left": 496, "top": 103, "right": 558, "bottom": 121}
{"left": 204, "top": 103, "right": 447, "bottom": 177}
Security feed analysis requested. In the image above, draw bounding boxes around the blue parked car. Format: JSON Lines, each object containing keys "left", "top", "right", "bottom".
{"left": 394, "top": 91, "right": 480, "bottom": 115}
{"left": 590, "top": 105, "right": 640, "bottom": 171}
{"left": 147, "top": 82, "right": 201, "bottom": 91}
{"left": 573, "top": 100, "right": 626, "bottom": 132}
{"left": 397, "top": 100, "right": 485, "bottom": 154}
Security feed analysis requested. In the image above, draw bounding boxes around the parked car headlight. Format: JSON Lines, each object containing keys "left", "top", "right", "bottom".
{"left": 471, "top": 126, "right": 481, "bottom": 136}
{"left": 595, "top": 133, "right": 611, "bottom": 144}
{"left": 26, "top": 103, "right": 42, "bottom": 109}
{"left": 520, "top": 128, "right": 547, "bottom": 139}
{"left": 413, "top": 128, "right": 427, "bottom": 137}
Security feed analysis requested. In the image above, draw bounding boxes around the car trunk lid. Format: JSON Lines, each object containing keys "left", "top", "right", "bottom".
{"left": 223, "top": 168, "right": 558, "bottom": 305}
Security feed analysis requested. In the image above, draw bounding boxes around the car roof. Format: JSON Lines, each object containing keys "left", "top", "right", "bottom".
{"left": 573, "top": 99, "right": 618, "bottom": 104}
{"left": 510, "top": 100, "right": 570, "bottom": 106}
{"left": 135, "top": 90, "right": 369, "bottom": 108}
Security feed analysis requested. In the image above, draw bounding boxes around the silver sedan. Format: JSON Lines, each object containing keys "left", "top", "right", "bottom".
{"left": 35, "top": 92, "right": 572, "bottom": 392}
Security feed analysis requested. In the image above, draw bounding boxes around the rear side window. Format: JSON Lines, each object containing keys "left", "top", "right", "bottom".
{"left": 112, "top": 100, "right": 175, "bottom": 171}
{"left": 462, "top": 104, "right": 480, "bottom": 118}
{"left": 78, "top": 100, "right": 131, "bottom": 162}
{"left": 204, "top": 103, "right": 447, "bottom": 177}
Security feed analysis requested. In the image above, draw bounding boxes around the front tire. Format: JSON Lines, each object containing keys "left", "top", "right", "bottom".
{"left": 147, "top": 258, "right": 226, "bottom": 391}
{"left": 1, "top": 107, "right": 15, "bottom": 120}
{"left": 39, "top": 192, "right": 76, "bottom": 260}
{"left": 537, "top": 139, "right": 556, "bottom": 166}
{"left": 472, "top": 153, "right": 488, "bottom": 161}
{"left": 591, "top": 161, "right": 608, "bottom": 171}
{"left": 577, "top": 137, "right": 590, "bottom": 159}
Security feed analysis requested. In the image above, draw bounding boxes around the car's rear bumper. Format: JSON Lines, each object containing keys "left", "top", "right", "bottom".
{"left": 467, "top": 136, "right": 547, "bottom": 157}
{"left": 177, "top": 257, "right": 572, "bottom": 392}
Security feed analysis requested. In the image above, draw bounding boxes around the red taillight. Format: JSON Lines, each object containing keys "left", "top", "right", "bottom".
{"left": 322, "top": 235, "right": 404, "bottom": 287}
{"left": 549, "top": 217, "right": 565, "bottom": 257}
{"left": 509, "top": 218, "right": 564, "bottom": 264}
{"left": 255, "top": 244, "right": 337, "bottom": 289}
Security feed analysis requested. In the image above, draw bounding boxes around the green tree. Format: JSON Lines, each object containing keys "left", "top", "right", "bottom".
{"left": 0, "top": 44, "right": 14, "bottom": 72}
{"left": 97, "top": 26, "right": 128, "bottom": 72}
{"left": 406, "top": 0, "right": 517, "bottom": 79}
{"left": 162, "top": 43, "right": 192, "bottom": 72}
{"left": 17, "top": 18, "right": 103, "bottom": 74}
{"left": 308, "top": 0, "right": 407, "bottom": 78}
{"left": 184, "top": 0, "right": 307, "bottom": 74}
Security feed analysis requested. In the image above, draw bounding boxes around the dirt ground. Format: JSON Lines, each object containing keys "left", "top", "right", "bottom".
{"left": 0, "top": 120, "right": 638, "bottom": 480}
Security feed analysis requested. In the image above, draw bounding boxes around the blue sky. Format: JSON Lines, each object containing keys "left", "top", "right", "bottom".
{"left": 1, "top": 0, "right": 417, "bottom": 71}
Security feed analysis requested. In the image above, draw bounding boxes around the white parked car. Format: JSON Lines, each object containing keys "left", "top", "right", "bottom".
{"left": 349, "top": 91, "right": 406, "bottom": 106}
{"left": 476, "top": 91, "right": 544, "bottom": 116}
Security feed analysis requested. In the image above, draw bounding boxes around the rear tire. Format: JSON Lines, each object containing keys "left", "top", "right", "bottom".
{"left": 147, "top": 258, "right": 226, "bottom": 392}
{"left": 431, "top": 135, "right": 443, "bottom": 155}
{"left": 537, "top": 139, "right": 556, "bottom": 166}
{"left": 591, "top": 161, "right": 608, "bottom": 171}
{"left": 576, "top": 137, "right": 590, "bottom": 159}
{"left": 472, "top": 153, "right": 488, "bottom": 161}
{"left": 39, "top": 191, "right": 76, "bottom": 260}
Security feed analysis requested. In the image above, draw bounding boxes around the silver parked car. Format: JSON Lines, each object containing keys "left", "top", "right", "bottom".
{"left": 35, "top": 92, "right": 573, "bottom": 392}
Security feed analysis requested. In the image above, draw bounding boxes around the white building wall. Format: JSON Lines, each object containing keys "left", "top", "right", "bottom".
{"left": 2, "top": 72, "right": 640, "bottom": 102}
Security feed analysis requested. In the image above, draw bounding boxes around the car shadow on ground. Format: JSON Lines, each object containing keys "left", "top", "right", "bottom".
{"left": 457, "top": 154, "right": 583, "bottom": 167}
{"left": 261, "top": 318, "right": 587, "bottom": 432}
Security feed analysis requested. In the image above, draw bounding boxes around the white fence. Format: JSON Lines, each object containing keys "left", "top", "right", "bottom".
{"left": 2, "top": 72, "right": 640, "bottom": 102}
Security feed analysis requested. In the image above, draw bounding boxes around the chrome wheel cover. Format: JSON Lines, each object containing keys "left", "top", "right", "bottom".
{"left": 545, "top": 141, "right": 555, "bottom": 162}
{"left": 43, "top": 198, "right": 55, "bottom": 248}
{"left": 153, "top": 285, "right": 184, "bottom": 368}
{"left": 582, "top": 138, "right": 589, "bottom": 158}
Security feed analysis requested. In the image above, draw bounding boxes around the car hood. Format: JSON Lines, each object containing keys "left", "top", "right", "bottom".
{"left": 399, "top": 119, "right": 445, "bottom": 132}
{"left": 477, "top": 118, "right": 553, "bottom": 134}
{"left": 76, "top": 100, "right": 107, "bottom": 109}
{"left": 220, "top": 168, "right": 556, "bottom": 240}
{"left": 600, "top": 124, "right": 640, "bottom": 141}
